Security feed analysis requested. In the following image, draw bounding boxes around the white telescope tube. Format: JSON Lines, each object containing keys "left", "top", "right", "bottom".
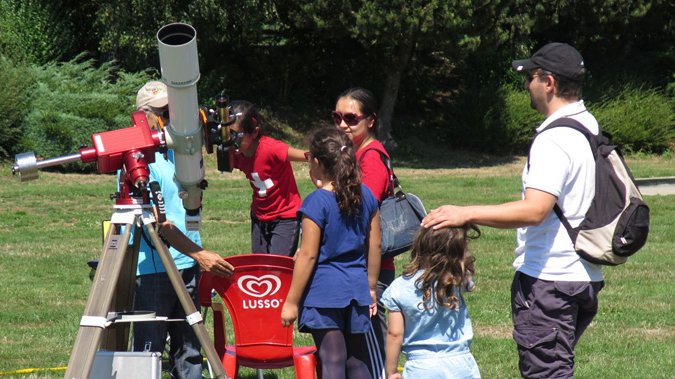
{"left": 157, "top": 23, "right": 204, "bottom": 224}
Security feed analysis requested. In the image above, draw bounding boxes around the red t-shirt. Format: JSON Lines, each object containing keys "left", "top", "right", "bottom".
{"left": 355, "top": 140, "right": 395, "bottom": 271}
{"left": 232, "top": 136, "right": 302, "bottom": 221}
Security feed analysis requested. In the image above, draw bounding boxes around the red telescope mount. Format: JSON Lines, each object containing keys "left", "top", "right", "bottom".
{"left": 12, "top": 111, "right": 163, "bottom": 205}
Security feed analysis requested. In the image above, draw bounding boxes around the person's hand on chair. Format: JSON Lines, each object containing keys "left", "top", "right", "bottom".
{"left": 193, "top": 250, "right": 234, "bottom": 277}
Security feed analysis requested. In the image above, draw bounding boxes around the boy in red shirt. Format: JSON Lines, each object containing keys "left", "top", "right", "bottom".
{"left": 229, "top": 100, "right": 306, "bottom": 256}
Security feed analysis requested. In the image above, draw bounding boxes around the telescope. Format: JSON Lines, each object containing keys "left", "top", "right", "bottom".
{"left": 12, "top": 23, "right": 231, "bottom": 379}
{"left": 12, "top": 23, "right": 207, "bottom": 228}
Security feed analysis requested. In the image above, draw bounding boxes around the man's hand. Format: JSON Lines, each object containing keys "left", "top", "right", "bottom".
{"left": 155, "top": 220, "right": 235, "bottom": 277}
{"left": 421, "top": 188, "right": 557, "bottom": 230}
{"left": 421, "top": 205, "right": 469, "bottom": 229}
{"left": 193, "top": 250, "right": 234, "bottom": 277}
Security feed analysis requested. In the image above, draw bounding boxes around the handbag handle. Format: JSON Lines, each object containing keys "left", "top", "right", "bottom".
{"left": 359, "top": 147, "right": 400, "bottom": 197}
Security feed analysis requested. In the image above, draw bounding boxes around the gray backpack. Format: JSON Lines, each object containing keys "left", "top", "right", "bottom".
{"left": 531, "top": 118, "right": 650, "bottom": 265}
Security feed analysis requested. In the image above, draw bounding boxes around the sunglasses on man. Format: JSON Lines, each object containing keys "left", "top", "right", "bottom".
{"left": 525, "top": 70, "right": 555, "bottom": 83}
{"left": 331, "top": 111, "right": 370, "bottom": 127}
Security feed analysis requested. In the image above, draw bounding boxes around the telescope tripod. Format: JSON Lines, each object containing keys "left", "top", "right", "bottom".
{"left": 64, "top": 203, "right": 228, "bottom": 379}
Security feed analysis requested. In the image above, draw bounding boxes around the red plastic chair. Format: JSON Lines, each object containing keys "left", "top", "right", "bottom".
{"left": 199, "top": 254, "right": 320, "bottom": 379}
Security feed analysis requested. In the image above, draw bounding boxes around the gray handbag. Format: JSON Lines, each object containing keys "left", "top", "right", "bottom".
{"left": 362, "top": 148, "right": 427, "bottom": 258}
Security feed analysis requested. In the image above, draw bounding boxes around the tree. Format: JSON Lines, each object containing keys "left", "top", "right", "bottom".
{"left": 0, "top": 0, "right": 74, "bottom": 64}
{"left": 85, "top": 0, "right": 276, "bottom": 99}
{"left": 522, "top": 0, "right": 673, "bottom": 89}
{"left": 273, "top": 0, "right": 482, "bottom": 149}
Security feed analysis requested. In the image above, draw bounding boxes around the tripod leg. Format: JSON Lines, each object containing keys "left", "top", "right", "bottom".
{"left": 145, "top": 225, "right": 229, "bottom": 379}
{"left": 101, "top": 223, "right": 141, "bottom": 351}
{"left": 64, "top": 222, "right": 134, "bottom": 379}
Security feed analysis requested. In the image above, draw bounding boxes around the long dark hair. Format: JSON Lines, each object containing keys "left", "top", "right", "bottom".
{"left": 308, "top": 128, "right": 362, "bottom": 215}
{"left": 403, "top": 224, "right": 479, "bottom": 310}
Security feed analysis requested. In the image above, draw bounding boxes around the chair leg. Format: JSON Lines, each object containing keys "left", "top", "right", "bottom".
{"left": 223, "top": 352, "right": 239, "bottom": 379}
{"left": 256, "top": 368, "right": 264, "bottom": 379}
{"left": 294, "top": 353, "right": 320, "bottom": 379}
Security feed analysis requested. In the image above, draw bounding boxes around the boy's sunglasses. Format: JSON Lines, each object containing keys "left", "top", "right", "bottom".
{"left": 150, "top": 106, "right": 170, "bottom": 120}
{"left": 331, "top": 111, "right": 369, "bottom": 127}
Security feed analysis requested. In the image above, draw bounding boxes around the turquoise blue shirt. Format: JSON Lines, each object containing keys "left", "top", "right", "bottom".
{"left": 120, "top": 151, "right": 198, "bottom": 275}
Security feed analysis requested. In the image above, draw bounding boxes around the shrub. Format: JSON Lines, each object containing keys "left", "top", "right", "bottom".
{"left": 0, "top": 0, "right": 73, "bottom": 64}
{"left": 589, "top": 85, "right": 674, "bottom": 154}
{"left": 497, "top": 83, "right": 674, "bottom": 155}
{"left": 499, "top": 84, "right": 542, "bottom": 154}
{"left": 0, "top": 56, "right": 33, "bottom": 158}
{"left": 21, "top": 56, "right": 150, "bottom": 171}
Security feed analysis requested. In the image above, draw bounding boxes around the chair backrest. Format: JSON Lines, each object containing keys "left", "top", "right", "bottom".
{"left": 199, "top": 254, "right": 296, "bottom": 362}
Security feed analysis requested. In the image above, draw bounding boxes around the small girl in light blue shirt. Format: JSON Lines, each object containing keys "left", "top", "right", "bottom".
{"left": 381, "top": 225, "right": 481, "bottom": 379}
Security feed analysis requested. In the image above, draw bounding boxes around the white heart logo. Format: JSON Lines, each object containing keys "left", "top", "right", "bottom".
{"left": 237, "top": 275, "right": 282, "bottom": 298}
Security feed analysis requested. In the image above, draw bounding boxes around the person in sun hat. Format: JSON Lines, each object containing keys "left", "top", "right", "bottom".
{"left": 128, "top": 80, "right": 234, "bottom": 379}
{"left": 421, "top": 42, "right": 604, "bottom": 378}
{"left": 135, "top": 80, "right": 173, "bottom": 129}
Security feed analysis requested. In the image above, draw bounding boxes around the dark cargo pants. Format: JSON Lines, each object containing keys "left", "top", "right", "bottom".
{"left": 511, "top": 271, "right": 604, "bottom": 379}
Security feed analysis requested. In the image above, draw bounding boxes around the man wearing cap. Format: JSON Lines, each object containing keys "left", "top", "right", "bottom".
{"left": 421, "top": 43, "right": 604, "bottom": 378}
{"left": 131, "top": 80, "right": 234, "bottom": 379}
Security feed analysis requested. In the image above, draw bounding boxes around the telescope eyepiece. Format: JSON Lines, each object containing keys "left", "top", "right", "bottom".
{"left": 216, "top": 92, "right": 229, "bottom": 107}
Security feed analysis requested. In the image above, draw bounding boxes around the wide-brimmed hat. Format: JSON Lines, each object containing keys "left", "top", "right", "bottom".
{"left": 136, "top": 81, "right": 168, "bottom": 109}
{"left": 512, "top": 42, "right": 584, "bottom": 79}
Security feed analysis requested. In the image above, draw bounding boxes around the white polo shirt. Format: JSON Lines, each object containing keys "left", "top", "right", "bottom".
{"left": 513, "top": 100, "right": 604, "bottom": 282}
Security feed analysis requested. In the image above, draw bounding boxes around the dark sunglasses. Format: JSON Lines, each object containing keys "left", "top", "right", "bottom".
{"left": 150, "top": 106, "right": 170, "bottom": 119}
{"left": 525, "top": 70, "right": 554, "bottom": 83}
{"left": 331, "top": 111, "right": 369, "bottom": 127}
{"left": 525, "top": 72, "right": 542, "bottom": 82}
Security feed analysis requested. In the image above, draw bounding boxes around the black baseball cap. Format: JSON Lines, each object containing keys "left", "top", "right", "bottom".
{"left": 512, "top": 42, "right": 584, "bottom": 79}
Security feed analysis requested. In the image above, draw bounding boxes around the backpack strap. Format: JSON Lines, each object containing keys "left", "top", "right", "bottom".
{"left": 359, "top": 147, "right": 398, "bottom": 197}
{"left": 542, "top": 117, "right": 601, "bottom": 155}
{"left": 527, "top": 117, "right": 602, "bottom": 242}
{"left": 527, "top": 117, "right": 601, "bottom": 169}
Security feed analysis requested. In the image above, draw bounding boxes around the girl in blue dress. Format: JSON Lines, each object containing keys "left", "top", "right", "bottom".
{"left": 382, "top": 225, "right": 481, "bottom": 379}
{"left": 281, "top": 127, "right": 381, "bottom": 379}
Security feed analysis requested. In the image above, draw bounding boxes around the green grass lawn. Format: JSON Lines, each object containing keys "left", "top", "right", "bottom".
{"left": 0, "top": 153, "right": 673, "bottom": 378}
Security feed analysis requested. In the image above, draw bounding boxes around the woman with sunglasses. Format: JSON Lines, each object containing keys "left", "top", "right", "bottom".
{"left": 333, "top": 87, "right": 393, "bottom": 378}
{"left": 228, "top": 100, "right": 307, "bottom": 257}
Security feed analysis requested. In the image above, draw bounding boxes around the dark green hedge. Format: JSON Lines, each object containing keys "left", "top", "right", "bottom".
{"left": 17, "top": 57, "right": 149, "bottom": 171}
{"left": 495, "top": 83, "right": 674, "bottom": 155}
